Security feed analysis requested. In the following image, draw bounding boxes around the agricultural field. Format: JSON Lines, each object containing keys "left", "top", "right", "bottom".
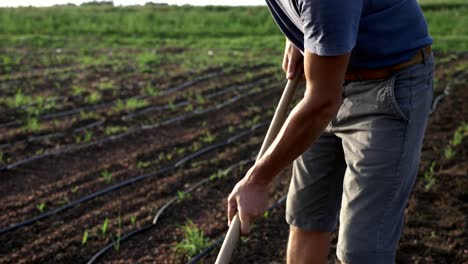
{"left": 0, "top": 1, "right": 467, "bottom": 263}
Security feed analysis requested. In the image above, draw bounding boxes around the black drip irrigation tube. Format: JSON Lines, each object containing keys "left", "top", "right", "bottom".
{"left": 0, "top": 122, "right": 269, "bottom": 235}
{"left": 0, "top": 81, "right": 281, "bottom": 172}
{"left": 0, "top": 73, "right": 275, "bottom": 151}
{"left": 87, "top": 159, "right": 253, "bottom": 264}
{"left": 186, "top": 195, "right": 288, "bottom": 264}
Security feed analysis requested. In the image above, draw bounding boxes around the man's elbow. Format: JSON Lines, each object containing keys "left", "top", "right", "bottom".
{"left": 301, "top": 92, "right": 341, "bottom": 122}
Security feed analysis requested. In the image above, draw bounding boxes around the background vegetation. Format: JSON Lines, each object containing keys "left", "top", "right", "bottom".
{"left": 0, "top": 0, "right": 467, "bottom": 53}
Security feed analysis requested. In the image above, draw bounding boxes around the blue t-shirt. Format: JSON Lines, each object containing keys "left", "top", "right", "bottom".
{"left": 266, "top": 0, "right": 433, "bottom": 68}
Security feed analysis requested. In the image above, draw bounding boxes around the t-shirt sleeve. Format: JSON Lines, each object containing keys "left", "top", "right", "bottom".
{"left": 299, "top": 0, "right": 363, "bottom": 56}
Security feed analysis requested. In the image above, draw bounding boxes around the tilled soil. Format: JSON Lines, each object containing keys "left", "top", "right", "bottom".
{"left": 0, "top": 51, "right": 466, "bottom": 264}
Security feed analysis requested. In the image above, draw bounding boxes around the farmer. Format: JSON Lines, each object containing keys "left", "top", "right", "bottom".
{"left": 227, "top": 0, "right": 434, "bottom": 263}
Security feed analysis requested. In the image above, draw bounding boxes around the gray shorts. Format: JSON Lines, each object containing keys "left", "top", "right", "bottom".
{"left": 286, "top": 50, "right": 434, "bottom": 263}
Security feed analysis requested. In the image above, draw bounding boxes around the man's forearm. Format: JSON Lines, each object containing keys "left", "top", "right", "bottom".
{"left": 246, "top": 90, "right": 340, "bottom": 185}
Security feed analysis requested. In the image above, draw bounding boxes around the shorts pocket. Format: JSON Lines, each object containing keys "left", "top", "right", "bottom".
{"left": 385, "top": 74, "right": 411, "bottom": 122}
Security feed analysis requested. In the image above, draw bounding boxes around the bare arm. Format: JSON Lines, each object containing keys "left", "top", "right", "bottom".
{"left": 227, "top": 47, "right": 350, "bottom": 234}
{"left": 247, "top": 51, "right": 349, "bottom": 184}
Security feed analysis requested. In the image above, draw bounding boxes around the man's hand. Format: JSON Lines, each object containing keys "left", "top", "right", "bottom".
{"left": 282, "top": 39, "right": 303, "bottom": 80}
{"left": 227, "top": 165, "right": 269, "bottom": 235}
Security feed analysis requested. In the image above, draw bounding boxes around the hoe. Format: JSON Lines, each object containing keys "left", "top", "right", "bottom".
{"left": 215, "top": 70, "right": 302, "bottom": 264}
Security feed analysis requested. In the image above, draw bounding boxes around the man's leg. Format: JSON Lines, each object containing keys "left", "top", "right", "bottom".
{"left": 285, "top": 131, "right": 346, "bottom": 263}
{"left": 287, "top": 226, "right": 331, "bottom": 264}
{"left": 333, "top": 53, "right": 434, "bottom": 263}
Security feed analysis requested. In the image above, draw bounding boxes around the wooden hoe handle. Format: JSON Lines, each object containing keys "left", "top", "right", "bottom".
{"left": 215, "top": 71, "right": 302, "bottom": 264}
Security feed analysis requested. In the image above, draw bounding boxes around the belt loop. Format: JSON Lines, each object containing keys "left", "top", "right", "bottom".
{"left": 421, "top": 47, "right": 427, "bottom": 65}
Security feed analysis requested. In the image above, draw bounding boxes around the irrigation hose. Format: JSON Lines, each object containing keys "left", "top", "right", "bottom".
{"left": 0, "top": 122, "right": 269, "bottom": 235}
{"left": 87, "top": 159, "right": 254, "bottom": 264}
{"left": 0, "top": 80, "right": 281, "bottom": 172}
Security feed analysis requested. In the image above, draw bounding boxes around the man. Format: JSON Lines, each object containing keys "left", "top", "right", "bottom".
{"left": 227, "top": 0, "right": 434, "bottom": 263}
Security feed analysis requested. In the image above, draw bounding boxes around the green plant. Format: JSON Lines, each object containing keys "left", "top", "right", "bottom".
{"left": 176, "top": 147, "right": 186, "bottom": 155}
{"left": 174, "top": 220, "right": 210, "bottom": 259}
{"left": 23, "top": 117, "right": 41, "bottom": 132}
{"left": 184, "top": 104, "right": 194, "bottom": 112}
{"left": 191, "top": 142, "right": 202, "bottom": 152}
{"left": 82, "top": 229, "right": 89, "bottom": 245}
{"left": 79, "top": 110, "right": 100, "bottom": 120}
{"left": 83, "top": 131, "right": 93, "bottom": 142}
{"left": 101, "top": 218, "right": 110, "bottom": 238}
{"left": 100, "top": 169, "right": 113, "bottom": 183}
{"left": 98, "top": 80, "right": 114, "bottom": 90}
{"left": 451, "top": 122, "right": 467, "bottom": 146}
{"left": 85, "top": 91, "right": 102, "bottom": 104}
{"left": 36, "top": 202, "right": 46, "bottom": 213}
{"left": 71, "top": 186, "right": 79, "bottom": 193}
{"left": 195, "top": 93, "right": 206, "bottom": 105}
{"left": 201, "top": 131, "right": 215, "bottom": 143}
{"left": 104, "top": 126, "right": 127, "bottom": 135}
{"left": 168, "top": 99, "right": 176, "bottom": 111}
{"left": 72, "top": 85, "right": 86, "bottom": 96}
{"left": 130, "top": 215, "right": 137, "bottom": 227}
{"left": 137, "top": 160, "right": 151, "bottom": 169}
{"left": 424, "top": 161, "right": 437, "bottom": 191}
{"left": 125, "top": 98, "right": 149, "bottom": 111}
{"left": 444, "top": 146, "right": 455, "bottom": 160}
{"left": 144, "top": 84, "right": 160, "bottom": 97}
{"left": 112, "top": 215, "right": 122, "bottom": 251}
{"left": 177, "top": 191, "right": 190, "bottom": 202}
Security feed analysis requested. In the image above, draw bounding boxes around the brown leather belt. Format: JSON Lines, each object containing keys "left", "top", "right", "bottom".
{"left": 345, "top": 46, "right": 432, "bottom": 81}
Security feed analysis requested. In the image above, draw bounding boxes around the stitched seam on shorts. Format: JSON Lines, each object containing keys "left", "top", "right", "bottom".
{"left": 375, "top": 73, "right": 412, "bottom": 250}
{"left": 385, "top": 74, "right": 409, "bottom": 123}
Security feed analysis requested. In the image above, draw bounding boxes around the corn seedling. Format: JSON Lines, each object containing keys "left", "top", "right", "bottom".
{"left": 263, "top": 211, "right": 270, "bottom": 219}
{"left": 100, "top": 170, "right": 113, "bottom": 183}
{"left": 184, "top": 104, "right": 194, "bottom": 112}
{"left": 174, "top": 220, "right": 210, "bottom": 259}
{"left": 125, "top": 98, "right": 149, "bottom": 111}
{"left": 7, "top": 90, "right": 31, "bottom": 108}
{"left": 79, "top": 110, "right": 100, "bottom": 120}
{"left": 424, "top": 161, "right": 437, "bottom": 191}
{"left": 452, "top": 123, "right": 468, "bottom": 146}
{"left": 104, "top": 126, "right": 127, "bottom": 135}
{"left": 82, "top": 229, "right": 89, "bottom": 245}
{"left": 71, "top": 186, "right": 79, "bottom": 193}
{"left": 23, "top": 117, "right": 41, "bottom": 132}
{"left": 444, "top": 146, "right": 455, "bottom": 160}
{"left": 98, "top": 81, "right": 114, "bottom": 90}
{"left": 83, "top": 131, "right": 93, "bottom": 142}
{"left": 144, "top": 84, "right": 160, "bottom": 97}
{"left": 195, "top": 93, "right": 206, "bottom": 105}
{"left": 72, "top": 85, "right": 86, "bottom": 96}
{"left": 101, "top": 218, "right": 110, "bottom": 239}
{"left": 191, "top": 142, "right": 202, "bottom": 152}
{"left": 168, "top": 100, "right": 176, "bottom": 110}
{"left": 201, "top": 131, "right": 215, "bottom": 143}
{"left": 85, "top": 91, "right": 102, "bottom": 104}
{"left": 177, "top": 191, "right": 190, "bottom": 202}
{"left": 137, "top": 160, "right": 151, "bottom": 169}
{"left": 176, "top": 147, "right": 186, "bottom": 155}
{"left": 130, "top": 215, "right": 137, "bottom": 227}
{"left": 36, "top": 202, "right": 46, "bottom": 213}
{"left": 112, "top": 215, "right": 122, "bottom": 251}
